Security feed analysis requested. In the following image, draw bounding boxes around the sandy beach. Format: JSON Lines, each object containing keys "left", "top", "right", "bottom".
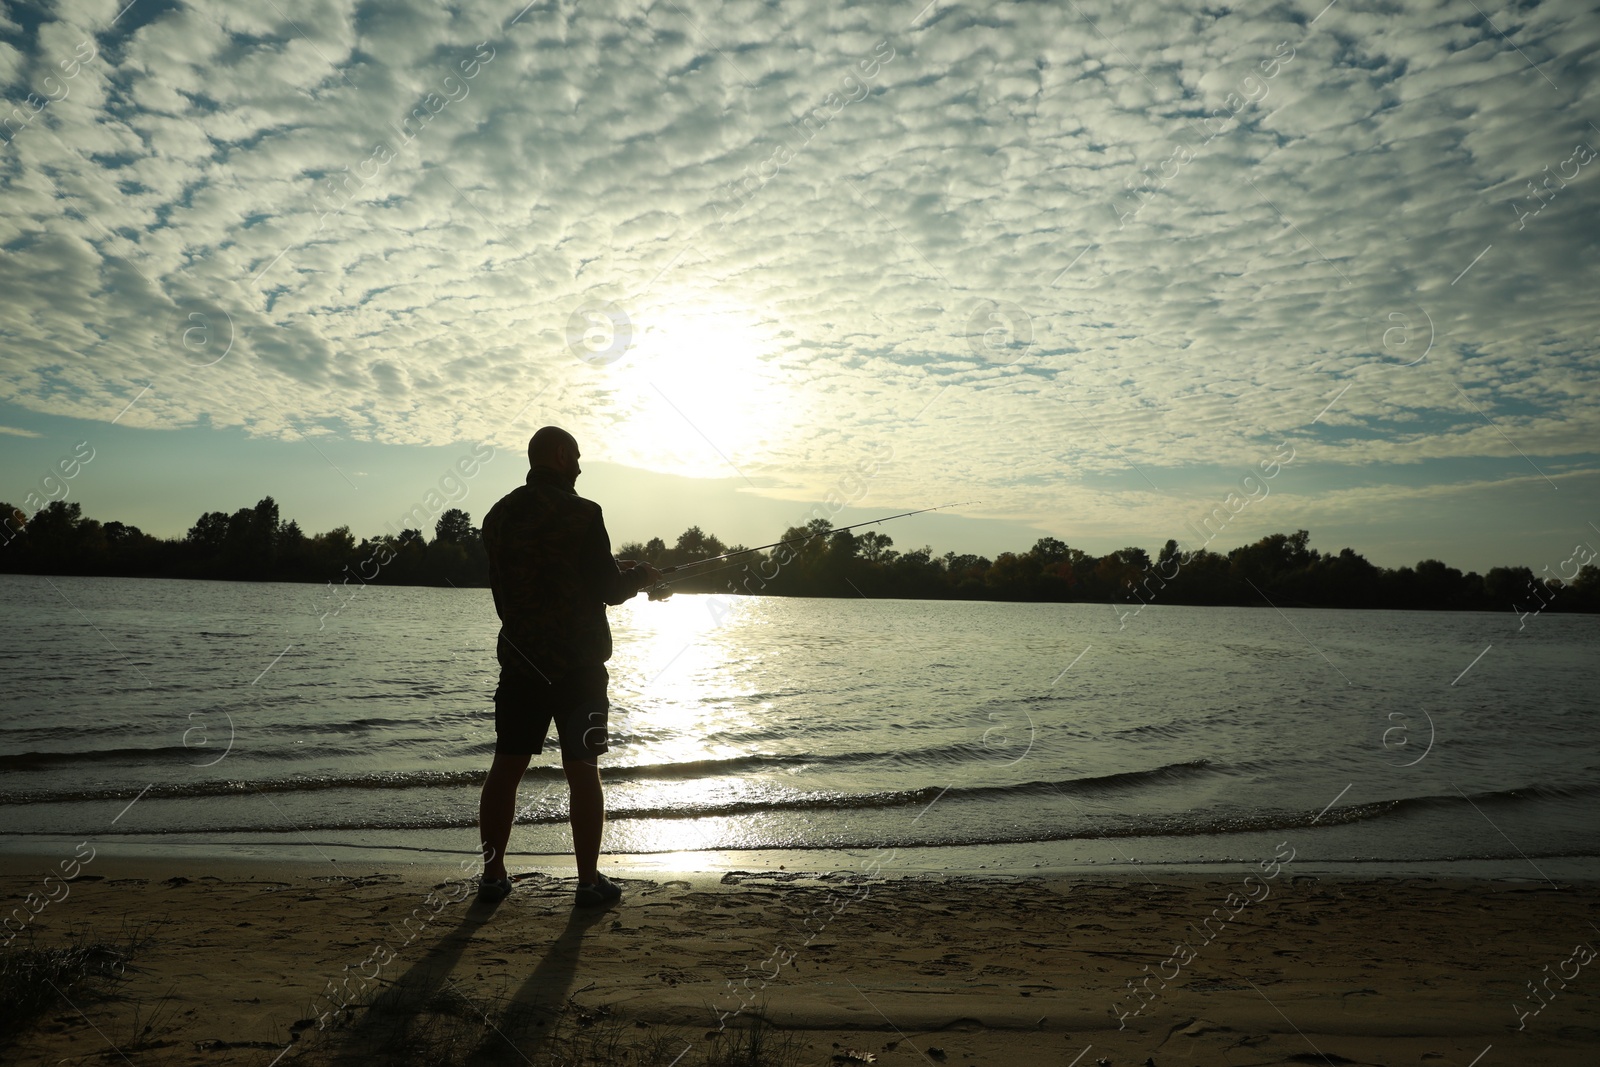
{"left": 5, "top": 854, "right": 1597, "bottom": 1066}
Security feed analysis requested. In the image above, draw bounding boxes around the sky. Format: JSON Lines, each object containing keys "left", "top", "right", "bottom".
{"left": 1, "top": 0, "right": 1597, "bottom": 574}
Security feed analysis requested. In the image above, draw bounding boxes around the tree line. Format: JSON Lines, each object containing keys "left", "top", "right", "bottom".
{"left": 4, "top": 496, "right": 1597, "bottom": 616}
{"left": 0, "top": 497, "right": 487, "bottom": 588}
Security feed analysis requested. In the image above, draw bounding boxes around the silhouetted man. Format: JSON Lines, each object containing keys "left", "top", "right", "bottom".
{"left": 478, "top": 426, "right": 659, "bottom": 906}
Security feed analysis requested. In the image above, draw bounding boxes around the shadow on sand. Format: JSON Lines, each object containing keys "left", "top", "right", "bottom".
{"left": 323, "top": 892, "right": 501, "bottom": 1065}
{"left": 317, "top": 890, "right": 615, "bottom": 1066}
{"left": 465, "top": 901, "right": 616, "bottom": 1065}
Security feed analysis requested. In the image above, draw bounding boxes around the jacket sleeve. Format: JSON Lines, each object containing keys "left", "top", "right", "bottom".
{"left": 590, "top": 507, "right": 642, "bottom": 606}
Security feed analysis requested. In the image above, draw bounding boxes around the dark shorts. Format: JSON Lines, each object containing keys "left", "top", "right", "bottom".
{"left": 493, "top": 663, "right": 610, "bottom": 761}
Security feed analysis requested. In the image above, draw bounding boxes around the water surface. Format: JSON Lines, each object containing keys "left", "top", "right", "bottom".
{"left": 2, "top": 575, "right": 1595, "bottom": 874}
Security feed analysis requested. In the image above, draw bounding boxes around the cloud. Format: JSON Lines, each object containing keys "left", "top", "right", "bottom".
{"left": 0, "top": 0, "right": 1595, "bottom": 544}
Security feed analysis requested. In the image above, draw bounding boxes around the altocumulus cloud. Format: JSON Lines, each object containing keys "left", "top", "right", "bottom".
{"left": 0, "top": 0, "right": 1597, "bottom": 542}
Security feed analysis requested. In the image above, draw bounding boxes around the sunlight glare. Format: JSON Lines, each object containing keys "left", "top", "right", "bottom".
{"left": 618, "top": 302, "right": 799, "bottom": 479}
{"left": 607, "top": 594, "right": 771, "bottom": 851}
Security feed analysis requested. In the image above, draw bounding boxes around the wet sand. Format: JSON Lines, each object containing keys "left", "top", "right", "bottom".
{"left": 4, "top": 855, "right": 1598, "bottom": 1066}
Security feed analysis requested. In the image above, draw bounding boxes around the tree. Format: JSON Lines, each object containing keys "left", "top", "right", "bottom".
{"left": 1157, "top": 539, "right": 1182, "bottom": 571}
{"left": 435, "top": 508, "right": 474, "bottom": 545}
{"left": 942, "top": 551, "right": 992, "bottom": 598}
{"left": 1413, "top": 558, "right": 1467, "bottom": 610}
{"left": 1113, "top": 546, "right": 1151, "bottom": 571}
{"left": 1572, "top": 565, "right": 1600, "bottom": 611}
{"left": 0, "top": 492, "right": 1591, "bottom": 616}
{"left": 857, "top": 531, "right": 896, "bottom": 564}
{"left": 1095, "top": 551, "right": 1147, "bottom": 604}
{"left": 1230, "top": 531, "right": 1317, "bottom": 598}
{"left": 251, "top": 497, "right": 281, "bottom": 570}
{"left": 186, "top": 510, "right": 230, "bottom": 553}
{"left": 987, "top": 552, "right": 1042, "bottom": 599}
{"left": 309, "top": 525, "right": 356, "bottom": 575}
{"left": 942, "top": 552, "right": 990, "bottom": 577}
{"left": 1484, "top": 566, "right": 1537, "bottom": 608}
{"left": 251, "top": 497, "right": 281, "bottom": 548}
{"left": 1, "top": 501, "right": 23, "bottom": 547}
{"left": 219, "top": 497, "right": 281, "bottom": 579}
{"left": 1283, "top": 529, "right": 1315, "bottom": 567}
{"left": 1318, "top": 547, "right": 1380, "bottom": 607}
{"left": 17, "top": 501, "right": 96, "bottom": 574}
{"left": 1031, "top": 537, "right": 1069, "bottom": 563}
{"left": 673, "top": 526, "right": 726, "bottom": 563}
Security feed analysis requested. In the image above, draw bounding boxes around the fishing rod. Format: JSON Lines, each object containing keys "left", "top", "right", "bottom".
{"left": 641, "top": 501, "right": 979, "bottom": 600}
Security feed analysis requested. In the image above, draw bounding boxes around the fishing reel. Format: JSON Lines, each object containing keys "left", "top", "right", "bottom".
{"left": 645, "top": 582, "right": 674, "bottom": 602}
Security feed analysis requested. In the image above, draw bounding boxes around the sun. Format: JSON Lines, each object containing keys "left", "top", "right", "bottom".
{"left": 609, "top": 302, "right": 801, "bottom": 480}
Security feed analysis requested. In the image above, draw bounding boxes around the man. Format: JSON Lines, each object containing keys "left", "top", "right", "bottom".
{"left": 477, "top": 426, "right": 660, "bottom": 906}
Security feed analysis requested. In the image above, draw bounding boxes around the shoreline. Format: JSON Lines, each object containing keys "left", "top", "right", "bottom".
{"left": 5, "top": 854, "right": 1598, "bottom": 1065}
{"left": 7, "top": 835, "right": 1600, "bottom": 885}
{"left": 7, "top": 850, "right": 1598, "bottom": 895}
{"left": 8, "top": 573, "right": 1599, "bottom": 616}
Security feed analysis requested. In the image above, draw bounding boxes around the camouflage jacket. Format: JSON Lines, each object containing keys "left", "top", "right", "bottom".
{"left": 482, "top": 467, "right": 644, "bottom": 678}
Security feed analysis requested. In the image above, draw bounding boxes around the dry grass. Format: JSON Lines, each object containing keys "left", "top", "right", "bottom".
{"left": 0, "top": 923, "right": 151, "bottom": 1051}
{"left": 5, "top": 923, "right": 809, "bottom": 1066}
{"left": 292, "top": 985, "right": 805, "bottom": 1067}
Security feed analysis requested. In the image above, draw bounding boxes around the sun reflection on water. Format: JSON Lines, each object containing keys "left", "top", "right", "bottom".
{"left": 604, "top": 594, "right": 778, "bottom": 850}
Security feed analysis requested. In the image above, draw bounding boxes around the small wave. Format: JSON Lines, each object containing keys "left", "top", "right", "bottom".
{"left": 9, "top": 774, "right": 1597, "bottom": 845}
{"left": 0, "top": 756, "right": 1217, "bottom": 808}
{"left": 39, "top": 789, "right": 1586, "bottom": 846}
{"left": 1381, "top": 781, "right": 1600, "bottom": 812}
{"left": 0, "top": 731, "right": 1129, "bottom": 792}
{"left": 0, "top": 745, "right": 199, "bottom": 771}
{"left": 0, "top": 753, "right": 817, "bottom": 805}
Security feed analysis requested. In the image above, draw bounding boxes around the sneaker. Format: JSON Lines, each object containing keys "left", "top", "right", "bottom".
{"left": 574, "top": 873, "right": 622, "bottom": 908}
{"left": 477, "top": 876, "right": 513, "bottom": 902}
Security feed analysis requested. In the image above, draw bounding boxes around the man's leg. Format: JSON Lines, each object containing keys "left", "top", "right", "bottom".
{"left": 479, "top": 751, "right": 532, "bottom": 881}
{"left": 561, "top": 753, "right": 603, "bottom": 885}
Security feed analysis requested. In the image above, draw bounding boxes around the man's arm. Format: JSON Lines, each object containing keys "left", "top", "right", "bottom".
{"left": 590, "top": 509, "right": 659, "bottom": 605}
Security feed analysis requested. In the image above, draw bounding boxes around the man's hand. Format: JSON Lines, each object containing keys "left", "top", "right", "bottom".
{"left": 618, "top": 560, "right": 662, "bottom": 592}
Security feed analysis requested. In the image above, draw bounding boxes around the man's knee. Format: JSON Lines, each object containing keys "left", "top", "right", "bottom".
{"left": 576, "top": 706, "right": 609, "bottom": 755}
{"left": 561, "top": 753, "right": 600, "bottom": 780}
{"left": 561, "top": 756, "right": 602, "bottom": 805}
{"left": 486, "top": 753, "right": 531, "bottom": 790}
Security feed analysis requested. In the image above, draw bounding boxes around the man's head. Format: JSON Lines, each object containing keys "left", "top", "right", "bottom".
{"left": 528, "top": 425, "right": 581, "bottom": 483}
